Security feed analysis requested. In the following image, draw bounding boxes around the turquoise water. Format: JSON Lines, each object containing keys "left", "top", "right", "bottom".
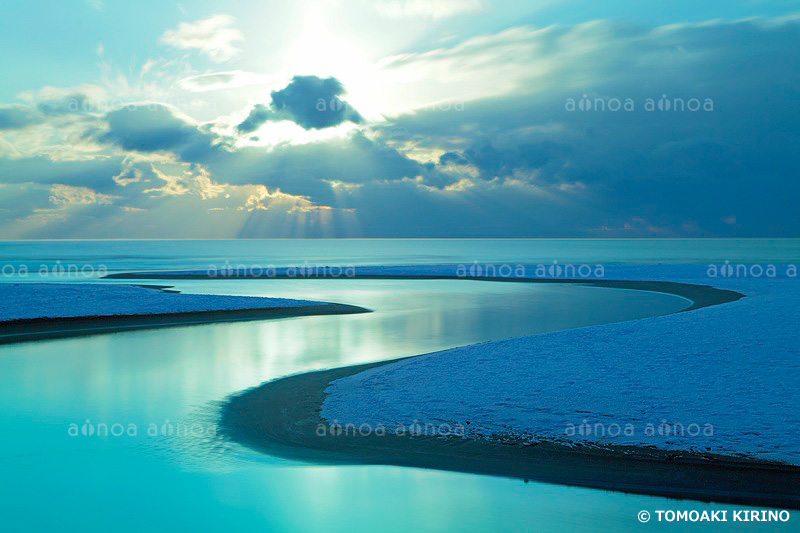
{"left": 1, "top": 239, "right": 799, "bottom": 277}
{"left": 0, "top": 240, "right": 797, "bottom": 531}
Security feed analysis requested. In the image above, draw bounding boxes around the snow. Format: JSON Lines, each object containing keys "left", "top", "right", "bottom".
{"left": 0, "top": 283, "right": 323, "bottom": 322}
{"left": 320, "top": 264, "right": 800, "bottom": 463}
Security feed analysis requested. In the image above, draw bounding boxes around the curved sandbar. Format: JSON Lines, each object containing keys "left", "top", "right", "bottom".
{"left": 213, "top": 273, "right": 800, "bottom": 507}
{"left": 0, "top": 283, "right": 368, "bottom": 345}
{"left": 220, "top": 357, "right": 800, "bottom": 509}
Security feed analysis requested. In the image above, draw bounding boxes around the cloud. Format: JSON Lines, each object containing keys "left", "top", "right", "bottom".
{"left": 0, "top": 183, "right": 55, "bottom": 219}
{"left": 371, "top": 0, "right": 484, "bottom": 18}
{"left": 49, "top": 184, "right": 114, "bottom": 206}
{"left": 439, "top": 140, "right": 571, "bottom": 180}
{"left": 374, "top": 16, "right": 800, "bottom": 235}
{"left": 141, "top": 164, "right": 224, "bottom": 199}
{"left": 3, "top": 16, "right": 800, "bottom": 237}
{"left": 33, "top": 86, "right": 105, "bottom": 116}
{"left": 160, "top": 15, "right": 243, "bottom": 62}
{"left": 0, "top": 105, "right": 43, "bottom": 130}
{"left": 343, "top": 178, "right": 591, "bottom": 237}
{"left": 0, "top": 156, "right": 125, "bottom": 191}
{"left": 96, "top": 104, "right": 221, "bottom": 159}
{"left": 196, "top": 131, "right": 445, "bottom": 203}
{"left": 237, "top": 76, "right": 363, "bottom": 133}
{"left": 79, "top": 100, "right": 434, "bottom": 205}
{"left": 236, "top": 104, "right": 271, "bottom": 134}
{"left": 177, "top": 70, "right": 269, "bottom": 92}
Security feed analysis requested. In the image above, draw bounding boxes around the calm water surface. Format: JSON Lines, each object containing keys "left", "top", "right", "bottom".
{"left": 1, "top": 238, "right": 799, "bottom": 276}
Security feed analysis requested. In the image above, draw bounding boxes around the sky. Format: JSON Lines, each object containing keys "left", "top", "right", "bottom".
{"left": 0, "top": 0, "right": 799, "bottom": 238}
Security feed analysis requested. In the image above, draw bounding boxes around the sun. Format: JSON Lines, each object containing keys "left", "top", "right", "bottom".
{"left": 278, "top": 5, "right": 384, "bottom": 122}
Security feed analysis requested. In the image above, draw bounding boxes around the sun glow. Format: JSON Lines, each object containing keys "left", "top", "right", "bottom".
{"left": 278, "top": 4, "right": 384, "bottom": 122}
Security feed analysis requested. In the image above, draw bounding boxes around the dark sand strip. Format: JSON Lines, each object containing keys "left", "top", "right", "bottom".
{"left": 220, "top": 360, "right": 800, "bottom": 509}
{"left": 0, "top": 302, "right": 369, "bottom": 345}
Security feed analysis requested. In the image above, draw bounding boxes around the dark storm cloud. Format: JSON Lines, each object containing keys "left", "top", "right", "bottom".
{"left": 379, "top": 17, "right": 800, "bottom": 236}
{"left": 236, "top": 75, "right": 363, "bottom": 133}
{"left": 440, "top": 140, "right": 571, "bottom": 179}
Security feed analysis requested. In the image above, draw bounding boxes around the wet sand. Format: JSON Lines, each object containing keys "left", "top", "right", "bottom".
{"left": 220, "top": 356, "right": 800, "bottom": 510}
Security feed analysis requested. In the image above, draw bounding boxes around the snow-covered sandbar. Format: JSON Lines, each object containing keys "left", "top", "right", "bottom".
{"left": 218, "top": 264, "right": 800, "bottom": 508}
{"left": 0, "top": 283, "right": 368, "bottom": 344}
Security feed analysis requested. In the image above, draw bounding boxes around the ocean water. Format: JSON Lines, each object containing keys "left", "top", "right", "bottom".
{"left": 0, "top": 240, "right": 797, "bottom": 531}
{"left": 0, "top": 239, "right": 798, "bottom": 277}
